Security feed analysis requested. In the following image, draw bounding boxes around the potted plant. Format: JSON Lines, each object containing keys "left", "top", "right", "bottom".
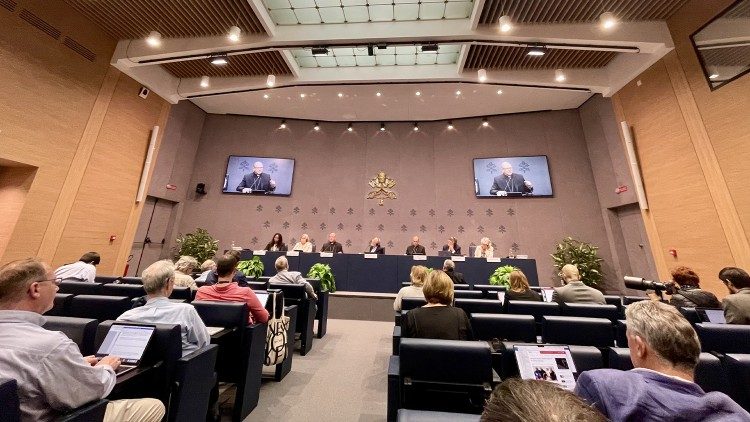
{"left": 237, "top": 256, "right": 264, "bottom": 280}
{"left": 175, "top": 228, "right": 218, "bottom": 264}
{"left": 551, "top": 237, "right": 604, "bottom": 288}
{"left": 307, "top": 263, "right": 336, "bottom": 293}
{"left": 489, "top": 265, "right": 517, "bottom": 288}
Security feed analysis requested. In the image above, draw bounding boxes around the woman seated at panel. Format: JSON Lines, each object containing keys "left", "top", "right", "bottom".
{"left": 265, "top": 232, "right": 288, "bottom": 252}
{"left": 474, "top": 237, "right": 494, "bottom": 258}
{"left": 505, "top": 270, "right": 541, "bottom": 302}
{"left": 668, "top": 266, "right": 721, "bottom": 308}
{"left": 173, "top": 255, "right": 198, "bottom": 290}
{"left": 401, "top": 270, "right": 473, "bottom": 340}
{"left": 292, "top": 233, "right": 313, "bottom": 253}
{"left": 394, "top": 265, "right": 428, "bottom": 311}
{"left": 365, "top": 237, "right": 385, "bottom": 254}
{"left": 442, "top": 236, "right": 462, "bottom": 256}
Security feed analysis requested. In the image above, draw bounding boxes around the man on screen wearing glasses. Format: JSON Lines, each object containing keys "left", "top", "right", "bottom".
{"left": 489, "top": 161, "right": 533, "bottom": 196}
{"left": 237, "top": 161, "right": 276, "bottom": 194}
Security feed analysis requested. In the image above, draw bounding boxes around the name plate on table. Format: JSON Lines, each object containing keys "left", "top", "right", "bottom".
{"left": 253, "top": 250, "right": 266, "bottom": 256}
{"left": 364, "top": 254, "right": 378, "bottom": 259}
{"left": 452, "top": 256, "right": 466, "bottom": 262}
{"left": 516, "top": 255, "right": 528, "bottom": 259}
{"left": 412, "top": 255, "right": 427, "bottom": 261}
{"left": 320, "top": 252, "right": 334, "bottom": 258}
{"left": 286, "top": 251, "right": 299, "bottom": 256}
{"left": 486, "top": 257, "right": 502, "bottom": 263}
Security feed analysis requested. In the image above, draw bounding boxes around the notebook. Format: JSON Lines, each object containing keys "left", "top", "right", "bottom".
{"left": 514, "top": 345, "right": 578, "bottom": 390}
{"left": 96, "top": 323, "right": 156, "bottom": 376}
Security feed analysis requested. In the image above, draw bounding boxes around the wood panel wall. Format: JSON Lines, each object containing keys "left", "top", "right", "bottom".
{"left": 0, "top": 0, "right": 170, "bottom": 275}
{"left": 612, "top": 0, "right": 750, "bottom": 297}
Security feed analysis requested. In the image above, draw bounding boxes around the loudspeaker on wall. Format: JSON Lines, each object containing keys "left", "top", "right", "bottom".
{"left": 196, "top": 183, "right": 206, "bottom": 195}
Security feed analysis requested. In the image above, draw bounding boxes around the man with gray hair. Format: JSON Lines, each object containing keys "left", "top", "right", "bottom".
{"left": 575, "top": 300, "right": 749, "bottom": 421}
{"left": 442, "top": 259, "right": 466, "bottom": 285}
{"left": 0, "top": 258, "right": 164, "bottom": 421}
{"left": 236, "top": 161, "right": 276, "bottom": 193}
{"left": 118, "top": 260, "right": 210, "bottom": 357}
{"left": 269, "top": 256, "right": 318, "bottom": 300}
{"left": 551, "top": 264, "right": 605, "bottom": 304}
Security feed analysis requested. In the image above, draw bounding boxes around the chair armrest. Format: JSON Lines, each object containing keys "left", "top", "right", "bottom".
{"left": 388, "top": 355, "right": 400, "bottom": 377}
{"left": 55, "top": 399, "right": 108, "bottom": 422}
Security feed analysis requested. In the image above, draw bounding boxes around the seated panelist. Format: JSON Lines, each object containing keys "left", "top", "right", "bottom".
{"left": 365, "top": 237, "right": 385, "bottom": 254}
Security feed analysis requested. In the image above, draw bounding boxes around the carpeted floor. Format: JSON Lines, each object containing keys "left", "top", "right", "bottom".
{"left": 241, "top": 318, "right": 393, "bottom": 422}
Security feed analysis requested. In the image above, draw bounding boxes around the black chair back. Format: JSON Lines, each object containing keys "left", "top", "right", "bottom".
{"left": 561, "top": 303, "right": 619, "bottom": 322}
{"left": 247, "top": 281, "right": 269, "bottom": 291}
{"left": 678, "top": 307, "right": 701, "bottom": 326}
{"left": 401, "top": 297, "right": 427, "bottom": 311}
{"left": 269, "top": 283, "right": 306, "bottom": 300}
{"left": 695, "top": 323, "right": 750, "bottom": 354}
{"left": 723, "top": 354, "right": 750, "bottom": 411}
{"left": 119, "top": 277, "right": 143, "bottom": 285}
{"left": 0, "top": 378, "right": 20, "bottom": 422}
{"left": 43, "top": 316, "right": 99, "bottom": 356}
{"left": 169, "top": 286, "right": 192, "bottom": 302}
{"left": 453, "top": 284, "right": 471, "bottom": 290}
{"left": 68, "top": 295, "right": 132, "bottom": 322}
{"left": 542, "top": 316, "right": 614, "bottom": 347}
{"left": 454, "top": 299, "right": 504, "bottom": 316}
{"left": 191, "top": 301, "right": 248, "bottom": 328}
{"left": 100, "top": 283, "right": 146, "bottom": 298}
{"left": 94, "top": 275, "right": 120, "bottom": 284}
{"left": 58, "top": 281, "right": 102, "bottom": 296}
{"left": 453, "top": 291, "right": 484, "bottom": 299}
{"left": 622, "top": 296, "right": 648, "bottom": 306}
{"left": 46, "top": 293, "right": 73, "bottom": 316}
{"left": 615, "top": 320, "right": 627, "bottom": 347}
{"left": 506, "top": 301, "right": 561, "bottom": 322}
{"left": 168, "top": 345, "right": 219, "bottom": 422}
{"left": 471, "top": 313, "right": 536, "bottom": 343}
{"left": 472, "top": 284, "right": 507, "bottom": 299}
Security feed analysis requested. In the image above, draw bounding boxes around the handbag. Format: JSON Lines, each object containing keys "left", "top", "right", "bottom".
{"left": 264, "top": 291, "right": 290, "bottom": 366}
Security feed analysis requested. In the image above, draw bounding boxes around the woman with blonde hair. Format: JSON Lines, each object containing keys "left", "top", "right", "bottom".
{"left": 394, "top": 265, "right": 428, "bottom": 311}
{"left": 401, "top": 270, "right": 472, "bottom": 340}
{"left": 292, "top": 233, "right": 313, "bottom": 253}
{"left": 505, "top": 269, "right": 541, "bottom": 302}
{"left": 173, "top": 255, "right": 198, "bottom": 289}
{"left": 474, "top": 237, "right": 494, "bottom": 258}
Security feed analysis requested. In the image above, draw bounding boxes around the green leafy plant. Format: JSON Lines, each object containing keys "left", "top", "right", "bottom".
{"left": 551, "top": 237, "right": 604, "bottom": 288}
{"left": 175, "top": 228, "right": 218, "bottom": 264}
{"left": 489, "top": 265, "right": 517, "bottom": 288}
{"left": 307, "top": 263, "right": 336, "bottom": 293}
{"left": 237, "top": 256, "right": 264, "bottom": 280}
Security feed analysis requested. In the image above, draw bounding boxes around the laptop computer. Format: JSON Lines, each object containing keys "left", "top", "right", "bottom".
{"left": 255, "top": 292, "right": 270, "bottom": 307}
{"left": 437, "top": 250, "right": 452, "bottom": 257}
{"left": 697, "top": 308, "right": 726, "bottom": 324}
{"left": 514, "top": 344, "right": 578, "bottom": 391}
{"left": 540, "top": 288, "right": 555, "bottom": 303}
{"left": 95, "top": 323, "right": 156, "bottom": 376}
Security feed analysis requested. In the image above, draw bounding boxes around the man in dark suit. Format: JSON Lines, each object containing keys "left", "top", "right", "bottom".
{"left": 443, "top": 259, "right": 466, "bottom": 285}
{"left": 320, "top": 232, "right": 343, "bottom": 253}
{"left": 490, "top": 162, "right": 533, "bottom": 196}
{"left": 365, "top": 237, "right": 385, "bottom": 254}
{"left": 405, "top": 236, "right": 426, "bottom": 255}
{"left": 236, "top": 161, "right": 276, "bottom": 193}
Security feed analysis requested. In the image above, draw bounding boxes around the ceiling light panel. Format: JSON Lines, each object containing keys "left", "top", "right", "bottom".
{"left": 291, "top": 43, "right": 461, "bottom": 68}
{"left": 263, "top": 0, "right": 474, "bottom": 25}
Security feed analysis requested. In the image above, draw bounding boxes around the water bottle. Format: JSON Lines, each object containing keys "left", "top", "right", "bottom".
{"left": 508, "top": 247, "right": 515, "bottom": 259}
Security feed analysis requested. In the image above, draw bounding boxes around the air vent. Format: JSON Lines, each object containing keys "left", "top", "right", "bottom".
{"left": 63, "top": 37, "right": 96, "bottom": 62}
{"left": 0, "top": 0, "right": 16, "bottom": 12}
{"left": 19, "top": 9, "right": 61, "bottom": 40}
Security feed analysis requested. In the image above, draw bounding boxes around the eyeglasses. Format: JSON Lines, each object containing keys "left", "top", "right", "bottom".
{"left": 38, "top": 277, "right": 62, "bottom": 286}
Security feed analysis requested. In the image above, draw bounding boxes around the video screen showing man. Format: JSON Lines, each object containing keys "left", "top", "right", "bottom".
{"left": 237, "top": 161, "right": 276, "bottom": 194}
{"left": 490, "top": 162, "right": 533, "bottom": 196}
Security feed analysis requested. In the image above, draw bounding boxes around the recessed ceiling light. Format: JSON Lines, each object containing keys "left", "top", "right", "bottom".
{"left": 498, "top": 15, "right": 513, "bottom": 33}
{"left": 376, "top": 92, "right": 382, "bottom": 97}
{"left": 415, "top": 91, "right": 421, "bottom": 96}
{"left": 314, "top": 122, "right": 320, "bottom": 131}
{"left": 478, "top": 69, "right": 487, "bottom": 82}
{"left": 227, "top": 26, "right": 242, "bottom": 42}
{"left": 279, "top": 120, "right": 287, "bottom": 129}
{"left": 496, "top": 89, "right": 503, "bottom": 95}
{"left": 527, "top": 46, "right": 546, "bottom": 56}
{"left": 200, "top": 75, "right": 209, "bottom": 88}
{"left": 447, "top": 121, "right": 454, "bottom": 130}
{"left": 210, "top": 53, "right": 228, "bottom": 65}
{"left": 482, "top": 118, "right": 489, "bottom": 127}
{"left": 300, "top": 93, "right": 306, "bottom": 98}
{"left": 263, "top": 94, "right": 269, "bottom": 99}
{"left": 337, "top": 92, "right": 343, "bottom": 98}
{"left": 555, "top": 69, "right": 566, "bottom": 82}
{"left": 413, "top": 123, "right": 419, "bottom": 131}
{"left": 380, "top": 123, "right": 386, "bottom": 131}
{"left": 455, "top": 90, "right": 461, "bottom": 95}
{"left": 311, "top": 46, "right": 329, "bottom": 56}
{"left": 599, "top": 12, "right": 617, "bottom": 29}
{"left": 266, "top": 74, "right": 276, "bottom": 87}
{"left": 146, "top": 31, "right": 162, "bottom": 47}
{"left": 347, "top": 123, "right": 353, "bottom": 132}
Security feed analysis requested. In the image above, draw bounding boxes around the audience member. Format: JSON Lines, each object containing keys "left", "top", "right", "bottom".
{"left": 575, "top": 300, "right": 749, "bottom": 421}
{"left": 54, "top": 252, "right": 100, "bottom": 283}
{"left": 204, "top": 252, "right": 248, "bottom": 286}
{"left": 405, "top": 236, "right": 426, "bottom": 255}
{"left": 720, "top": 266, "right": 750, "bottom": 324}
{"left": 195, "top": 259, "right": 216, "bottom": 282}
{"left": 0, "top": 258, "right": 164, "bottom": 421}
{"left": 320, "top": 232, "right": 343, "bottom": 253}
{"left": 265, "top": 233, "right": 288, "bottom": 252}
{"left": 292, "top": 233, "right": 313, "bottom": 253}
{"left": 481, "top": 378, "right": 606, "bottom": 422}
{"left": 173, "top": 255, "right": 198, "bottom": 290}
{"left": 668, "top": 266, "right": 720, "bottom": 309}
{"left": 269, "top": 256, "right": 317, "bottom": 300}
{"left": 442, "top": 259, "right": 466, "bottom": 285}
{"left": 117, "top": 260, "right": 210, "bottom": 357}
{"left": 196, "top": 255, "right": 269, "bottom": 324}
{"left": 474, "top": 237, "right": 494, "bottom": 258}
{"left": 393, "top": 265, "right": 427, "bottom": 311}
{"left": 552, "top": 264, "right": 605, "bottom": 304}
{"left": 442, "top": 236, "right": 462, "bottom": 256}
{"left": 401, "top": 270, "right": 472, "bottom": 340}
{"left": 505, "top": 270, "right": 541, "bottom": 302}
{"left": 365, "top": 237, "right": 385, "bottom": 254}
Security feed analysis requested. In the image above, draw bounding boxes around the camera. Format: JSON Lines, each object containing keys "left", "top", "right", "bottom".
{"left": 624, "top": 276, "right": 676, "bottom": 297}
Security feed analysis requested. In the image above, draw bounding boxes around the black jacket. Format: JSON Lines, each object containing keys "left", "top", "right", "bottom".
{"left": 406, "top": 245, "right": 426, "bottom": 255}
{"left": 445, "top": 269, "right": 466, "bottom": 285}
{"left": 365, "top": 245, "right": 385, "bottom": 254}
{"left": 670, "top": 287, "right": 721, "bottom": 308}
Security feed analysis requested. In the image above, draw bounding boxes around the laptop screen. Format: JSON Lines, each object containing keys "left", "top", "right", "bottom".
{"left": 96, "top": 324, "right": 155, "bottom": 365}
{"left": 255, "top": 293, "right": 270, "bottom": 307}
{"left": 514, "top": 345, "right": 578, "bottom": 391}
{"left": 497, "top": 291, "right": 506, "bottom": 303}
{"left": 703, "top": 309, "right": 726, "bottom": 324}
{"left": 541, "top": 288, "right": 555, "bottom": 303}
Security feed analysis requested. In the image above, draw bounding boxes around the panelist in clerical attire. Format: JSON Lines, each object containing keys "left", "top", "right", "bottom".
{"left": 321, "top": 232, "right": 343, "bottom": 253}
{"left": 489, "top": 162, "right": 533, "bottom": 196}
{"left": 406, "top": 236, "right": 426, "bottom": 255}
{"left": 237, "top": 161, "right": 276, "bottom": 193}
{"left": 365, "top": 237, "right": 385, "bottom": 254}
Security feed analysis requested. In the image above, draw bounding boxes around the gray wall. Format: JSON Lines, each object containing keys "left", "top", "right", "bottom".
{"left": 177, "top": 108, "right": 619, "bottom": 288}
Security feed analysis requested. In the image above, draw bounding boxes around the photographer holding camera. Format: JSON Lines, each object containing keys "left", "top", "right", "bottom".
{"left": 667, "top": 266, "right": 720, "bottom": 309}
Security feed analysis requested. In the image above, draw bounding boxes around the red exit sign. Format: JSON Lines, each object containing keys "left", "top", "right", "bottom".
{"left": 615, "top": 185, "right": 629, "bottom": 194}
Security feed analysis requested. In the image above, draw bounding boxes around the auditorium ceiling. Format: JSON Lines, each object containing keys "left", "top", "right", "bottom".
{"left": 64, "top": 0, "right": 692, "bottom": 120}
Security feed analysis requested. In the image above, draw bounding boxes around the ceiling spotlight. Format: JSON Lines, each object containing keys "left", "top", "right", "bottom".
{"left": 311, "top": 46, "right": 329, "bottom": 56}
{"left": 527, "top": 45, "right": 546, "bottom": 56}
{"left": 300, "top": 93, "right": 306, "bottom": 98}
{"left": 145, "top": 31, "right": 162, "bottom": 47}
{"left": 498, "top": 15, "right": 513, "bottom": 33}
{"left": 482, "top": 118, "right": 489, "bottom": 127}
{"left": 415, "top": 91, "right": 421, "bottom": 96}
{"left": 555, "top": 69, "right": 566, "bottom": 82}
{"left": 599, "top": 12, "right": 617, "bottom": 29}
{"left": 337, "top": 92, "right": 343, "bottom": 98}
{"left": 266, "top": 74, "right": 276, "bottom": 87}
{"left": 199, "top": 75, "right": 210, "bottom": 88}
{"left": 447, "top": 121, "right": 454, "bottom": 130}
{"left": 263, "top": 94, "right": 269, "bottom": 99}
{"left": 228, "top": 26, "right": 242, "bottom": 42}
{"left": 279, "top": 120, "right": 287, "bottom": 129}
{"left": 455, "top": 90, "right": 461, "bottom": 95}
{"left": 347, "top": 123, "right": 353, "bottom": 132}
{"left": 496, "top": 89, "right": 503, "bottom": 95}
{"left": 380, "top": 123, "right": 386, "bottom": 131}
{"left": 376, "top": 92, "right": 382, "bottom": 97}
{"left": 210, "top": 53, "right": 228, "bottom": 65}
{"left": 314, "top": 122, "right": 320, "bottom": 131}
{"left": 413, "top": 123, "right": 419, "bottom": 131}
{"left": 421, "top": 43, "right": 439, "bottom": 52}
{"left": 478, "top": 68, "right": 487, "bottom": 82}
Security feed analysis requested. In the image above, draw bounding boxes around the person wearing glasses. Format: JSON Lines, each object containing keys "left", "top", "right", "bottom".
{"left": 236, "top": 161, "right": 276, "bottom": 193}
{"left": 54, "top": 252, "right": 100, "bottom": 283}
{"left": 0, "top": 258, "right": 164, "bottom": 421}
